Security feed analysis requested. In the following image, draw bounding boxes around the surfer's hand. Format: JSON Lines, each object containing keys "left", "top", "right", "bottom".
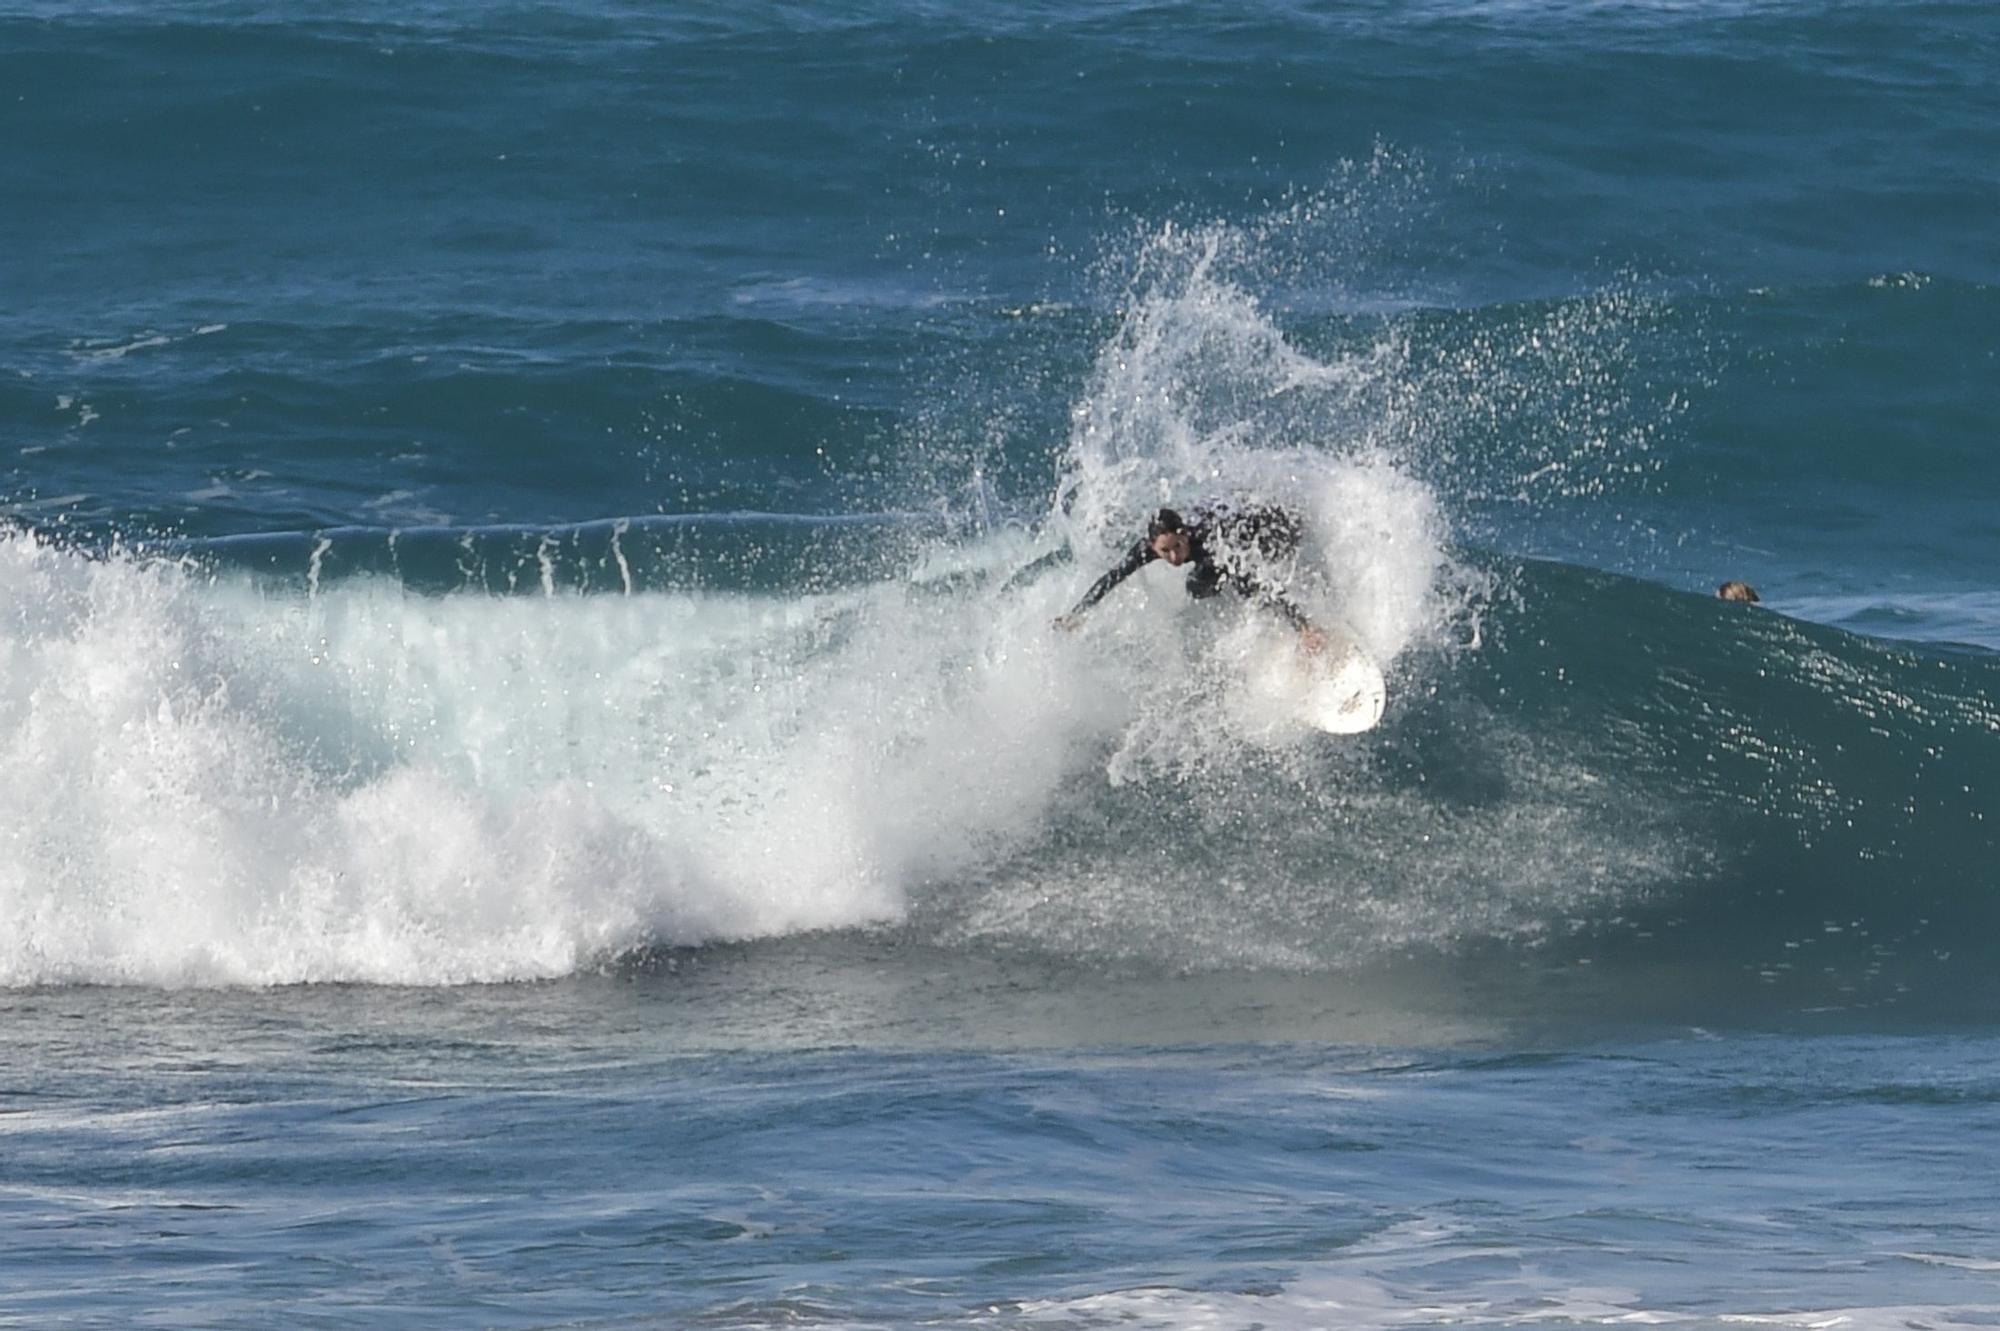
{"left": 1298, "top": 625, "right": 1328, "bottom": 655}
{"left": 1052, "top": 614, "right": 1079, "bottom": 633}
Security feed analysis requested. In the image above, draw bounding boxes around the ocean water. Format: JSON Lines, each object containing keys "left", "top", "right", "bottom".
{"left": 4, "top": 0, "right": 1999, "bottom": 1326}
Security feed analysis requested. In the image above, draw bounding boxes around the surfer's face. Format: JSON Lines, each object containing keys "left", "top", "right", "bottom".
{"left": 1150, "top": 531, "right": 1192, "bottom": 566}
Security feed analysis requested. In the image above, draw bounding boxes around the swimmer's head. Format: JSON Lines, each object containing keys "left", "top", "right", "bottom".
{"left": 1147, "top": 508, "right": 1192, "bottom": 565}
{"left": 1717, "top": 580, "right": 1760, "bottom": 603}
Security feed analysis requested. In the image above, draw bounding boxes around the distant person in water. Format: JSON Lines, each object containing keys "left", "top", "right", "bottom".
{"left": 1053, "top": 502, "right": 1326, "bottom": 651}
{"left": 1717, "top": 580, "right": 1760, "bottom": 603}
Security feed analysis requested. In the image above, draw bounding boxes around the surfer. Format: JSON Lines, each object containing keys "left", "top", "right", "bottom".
{"left": 1053, "top": 503, "right": 1325, "bottom": 650}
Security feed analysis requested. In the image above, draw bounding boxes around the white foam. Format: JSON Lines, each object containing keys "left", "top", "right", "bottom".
{"left": 1038, "top": 218, "right": 1468, "bottom": 788}
{"left": 0, "top": 530, "right": 1131, "bottom": 986}
{"left": 72, "top": 333, "right": 173, "bottom": 362}
{"left": 915, "top": 218, "right": 1688, "bottom": 969}
{"left": 0, "top": 214, "right": 1681, "bottom": 987}
{"left": 983, "top": 1211, "right": 2000, "bottom": 1331}
{"left": 998, "top": 1277, "right": 2000, "bottom": 1331}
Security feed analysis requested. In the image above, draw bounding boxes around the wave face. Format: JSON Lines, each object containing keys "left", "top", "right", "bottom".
{"left": 4, "top": 224, "right": 1996, "bottom": 999}
{"left": 2, "top": 0, "right": 1995, "bottom": 1001}
{"left": 5, "top": 524, "right": 1994, "bottom": 993}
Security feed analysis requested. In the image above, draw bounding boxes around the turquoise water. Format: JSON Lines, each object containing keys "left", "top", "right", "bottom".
{"left": 3, "top": 1, "right": 1998, "bottom": 1325}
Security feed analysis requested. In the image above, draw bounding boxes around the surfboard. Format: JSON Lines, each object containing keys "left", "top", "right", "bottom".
{"left": 1245, "top": 632, "right": 1388, "bottom": 734}
{"left": 1300, "top": 645, "right": 1388, "bottom": 733}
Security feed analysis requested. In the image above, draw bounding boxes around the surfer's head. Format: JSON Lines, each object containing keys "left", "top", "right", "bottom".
{"left": 1147, "top": 508, "right": 1193, "bottom": 566}
{"left": 1717, "top": 580, "right": 1760, "bottom": 603}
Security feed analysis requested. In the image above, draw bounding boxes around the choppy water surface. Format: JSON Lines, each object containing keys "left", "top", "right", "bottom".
{"left": 3, "top": 0, "right": 1997, "bottom": 1325}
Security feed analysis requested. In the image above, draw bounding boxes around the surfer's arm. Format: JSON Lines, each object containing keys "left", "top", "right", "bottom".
{"left": 999, "top": 543, "right": 1073, "bottom": 595}
{"left": 1242, "top": 574, "right": 1316, "bottom": 638}
{"left": 1265, "top": 592, "right": 1328, "bottom": 654}
{"left": 1054, "top": 541, "right": 1152, "bottom": 627}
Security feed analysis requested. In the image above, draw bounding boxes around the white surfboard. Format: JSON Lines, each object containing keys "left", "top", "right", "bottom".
{"left": 1300, "top": 646, "right": 1388, "bottom": 733}
{"left": 1246, "top": 631, "right": 1388, "bottom": 735}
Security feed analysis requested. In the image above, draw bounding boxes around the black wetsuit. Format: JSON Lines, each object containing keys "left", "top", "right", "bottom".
{"left": 1066, "top": 503, "right": 1311, "bottom": 629}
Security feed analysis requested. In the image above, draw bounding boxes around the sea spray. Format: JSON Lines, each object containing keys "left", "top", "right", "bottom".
{"left": 0, "top": 211, "right": 1694, "bottom": 986}
{"left": 1040, "top": 217, "right": 1464, "bottom": 782}
{"left": 8, "top": 207, "right": 1987, "bottom": 991}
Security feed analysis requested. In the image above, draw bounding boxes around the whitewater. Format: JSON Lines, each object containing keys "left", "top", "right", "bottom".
{"left": 5, "top": 1, "right": 1999, "bottom": 1327}
{"left": 0, "top": 241, "right": 1464, "bottom": 985}
{"left": 7, "top": 222, "right": 1992, "bottom": 1001}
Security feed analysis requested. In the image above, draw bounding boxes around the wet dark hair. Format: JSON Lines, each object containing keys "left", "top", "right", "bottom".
{"left": 1146, "top": 508, "right": 1185, "bottom": 539}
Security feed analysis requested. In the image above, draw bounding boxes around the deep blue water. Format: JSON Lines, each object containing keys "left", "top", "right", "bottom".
{"left": 3, "top": 1, "right": 1998, "bottom": 1326}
